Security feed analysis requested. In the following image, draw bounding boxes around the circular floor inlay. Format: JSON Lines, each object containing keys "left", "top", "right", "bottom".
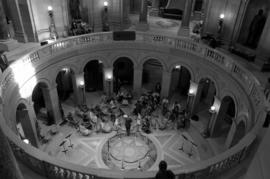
{"left": 102, "top": 133, "right": 157, "bottom": 170}
{"left": 156, "top": 20, "right": 179, "bottom": 28}
{"left": 125, "top": 147, "right": 135, "bottom": 156}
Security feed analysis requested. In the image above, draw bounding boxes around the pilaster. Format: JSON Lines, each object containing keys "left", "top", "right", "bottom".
{"left": 161, "top": 70, "right": 171, "bottom": 98}
{"left": 177, "top": 0, "right": 194, "bottom": 36}
{"left": 41, "top": 84, "right": 62, "bottom": 125}
{"left": 133, "top": 68, "right": 143, "bottom": 97}
{"left": 136, "top": 0, "right": 149, "bottom": 31}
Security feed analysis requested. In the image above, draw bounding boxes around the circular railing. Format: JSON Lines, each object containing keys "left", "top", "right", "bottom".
{"left": 0, "top": 31, "right": 267, "bottom": 179}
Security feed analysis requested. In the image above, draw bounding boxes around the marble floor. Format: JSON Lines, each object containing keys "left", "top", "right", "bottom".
{"left": 37, "top": 91, "right": 221, "bottom": 172}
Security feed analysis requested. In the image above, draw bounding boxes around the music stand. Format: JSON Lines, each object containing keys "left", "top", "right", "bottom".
{"left": 179, "top": 134, "right": 188, "bottom": 151}
{"left": 59, "top": 140, "right": 68, "bottom": 154}
{"left": 181, "top": 134, "right": 197, "bottom": 157}
{"left": 65, "top": 133, "right": 73, "bottom": 148}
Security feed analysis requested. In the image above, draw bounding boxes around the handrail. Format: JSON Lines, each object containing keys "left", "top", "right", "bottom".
{"left": 0, "top": 31, "right": 266, "bottom": 179}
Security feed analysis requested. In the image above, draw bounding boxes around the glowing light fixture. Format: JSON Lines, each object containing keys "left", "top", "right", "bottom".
{"left": 188, "top": 88, "right": 195, "bottom": 96}
{"left": 175, "top": 65, "right": 181, "bottom": 69}
{"left": 23, "top": 139, "right": 30, "bottom": 144}
{"left": 48, "top": 6, "right": 53, "bottom": 11}
{"left": 219, "top": 13, "right": 225, "bottom": 19}
{"left": 209, "top": 105, "right": 216, "bottom": 113}
{"left": 105, "top": 69, "right": 113, "bottom": 80}
{"left": 62, "top": 67, "right": 69, "bottom": 73}
{"left": 104, "top": 1, "right": 108, "bottom": 7}
{"left": 79, "top": 80, "right": 85, "bottom": 87}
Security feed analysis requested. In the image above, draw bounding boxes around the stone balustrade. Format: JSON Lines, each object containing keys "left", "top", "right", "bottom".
{"left": 0, "top": 31, "right": 267, "bottom": 179}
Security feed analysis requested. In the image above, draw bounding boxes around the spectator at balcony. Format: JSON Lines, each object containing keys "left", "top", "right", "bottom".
{"left": 155, "top": 160, "right": 175, "bottom": 179}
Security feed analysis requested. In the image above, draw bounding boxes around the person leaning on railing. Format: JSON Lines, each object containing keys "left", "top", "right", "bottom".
{"left": 155, "top": 160, "right": 175, "bottom": 179}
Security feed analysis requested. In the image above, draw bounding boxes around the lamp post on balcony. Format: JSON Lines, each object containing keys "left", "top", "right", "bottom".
{"left": 48, "top": 6, "right": 58, "bottom": 40}
{"left": 102, "top": 1, "right": 110, "bottom": 31}
{"left": 203, "top": 105, "right": 217, "bottom": 138}
{"left": 79, "top": 80, "right": 86, "bottom": 105}
{"left": 106, "top": 74, "right": 112, "bottom": 98}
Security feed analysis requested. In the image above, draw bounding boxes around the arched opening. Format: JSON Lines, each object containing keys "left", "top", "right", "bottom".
{"left": 113, "top": 57, "right": 134, "bottom": 93}
{"left": 196, "top": 78, "right": 216, "bottom": 113}
{"left": 212, "top": 96, "right": 236, "bottom": 144}
{"left": 192, "top": 78, "right": 216, "bottom": 135}
{"left": 142, "top": 59, "right": 163, "bottom": 92}
{"left": 56, "top": 68, "right": 75, "bottom": 106}
{"left": 83, "top": 60, "right": 104, "bottom": 92}
{"left": 16, "top": 103, "right": 38, "bottom": 147}
{"left": 231, "top": 120, "right": 246, "bottom": 147}
{"left": 169, "top": 65, "right": 191, "bottom": 104}
{"left": 32, "top": 82, "right": 53, "bottom": 125}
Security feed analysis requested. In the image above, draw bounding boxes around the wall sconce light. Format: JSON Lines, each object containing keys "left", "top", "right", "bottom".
{"left": 79, "top": 80, "right": 85, "bottom": 87}
{"left": 219, "top": 13, "right": 225, "bottom": 19}
{"left": 209, "top": 105, "right": 216, "bottom": 113}
{"left": 62, "top": 68, "right": 69, "bottom": 73}
{"left": 23, "top": 139, "right": 30, "bottom": 144}
{"left": 105, "top": 69, "right": 113, "bottom": 81}
{"left": 188, "top": 88, "right": 195, "bottom": 96}
{"left": 104, "top": 1, "right": 108, "bottom": 7}
{"left": 218, "top": 13, "right": 225, "bottom": 35}
{"left": 188, "top": 81, "right": 198, "bottom": 96}
{"left": 175, "top": 65, "right": 181, "bottom": 69}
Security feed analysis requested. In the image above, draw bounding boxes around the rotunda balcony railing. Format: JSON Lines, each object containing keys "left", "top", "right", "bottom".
{"left": 0, "top": 31, "right": 267, "bottom": 179}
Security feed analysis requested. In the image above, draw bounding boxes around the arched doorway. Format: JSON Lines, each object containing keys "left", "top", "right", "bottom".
{"left": 192, "top": 78, "right": 216, "bottom": 135}
{"left": 212, "top": 96, "right": 236, "bottom": 145}
{"left": 16, "top": 103, "right": 38, "bottom": 147}
{"left": 32, "top": 82, "right": 55, "bottom": 125}
{"left": 169, "top": 65, "right": 191, "bottom": 104}
{"left": 113, "top": 57, "right": 134, "bottom": 93}
{"left": 142, "top": 59, "right": 163, "bottom": 92}
{"left": 195, "top": 78, "right": 216, "bottom": 113}
{"left": 56, "top": 68, "right": 75, "bottom": 104}
{"left": 83, "top": 60, "right": 104, "bottom": 92}
{"left": 231, "top": 120, "right": 246, "bottom": 147}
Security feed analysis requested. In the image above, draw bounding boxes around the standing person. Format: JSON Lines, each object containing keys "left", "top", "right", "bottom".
{"left": 155, "top": 160, "right": 175, "bottom": 179}
{"left": 246, "top": 9, "right": 266, "bottom": 48}
{"left": 124, "top": 115, "right": 132, "bottom": 136}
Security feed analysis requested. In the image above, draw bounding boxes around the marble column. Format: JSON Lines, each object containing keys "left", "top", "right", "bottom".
{"left": 190, "top": 82, "right": 203, "bottom": 115}
{"left": 255, "top": 11, "right": 270, "bottom": 69}
{"left": 149, "top": 0, "right": 160, "bottom": 16}
{"left": 5, "top": 0, "right": 27, "bottom": 42}
{"left": 206, "top": 112, "right": 217, "bottom": 137}
{"left": 161, "top": 70, "right": 171, "bottom": 98}
{"left": 122, "top": 0, "right": 131, "bottom": 29}
{"left": 136, "top": 0, "right": 149, "bottom": 31}
{"left": 103, "top": 68, "right": 113, "bottom": 97}
{"left": 16, "top": 102, "right": 39, "bottom": 148}
{"left": 71, "top": 72, "right": 81, "bottom": 106}
{"left": 0, "top": 0, "right": 9, "bottom": 40}
{"left": 0, "top": 0, "right": 18, "bottom": 51}
{"left": 133, "top": 68, "right": 143, "bottom": 97}
{"left": 225, "top": 120, "right": 236, "bottom": 149}
{"left": 41, "top": 85, "right": 62, "bottom": 125}
{"left": 177, "top": 0, "right": 194, "bottom": 36}
{"left": 0, "top": 125, "right": 24, "bottom": 179}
